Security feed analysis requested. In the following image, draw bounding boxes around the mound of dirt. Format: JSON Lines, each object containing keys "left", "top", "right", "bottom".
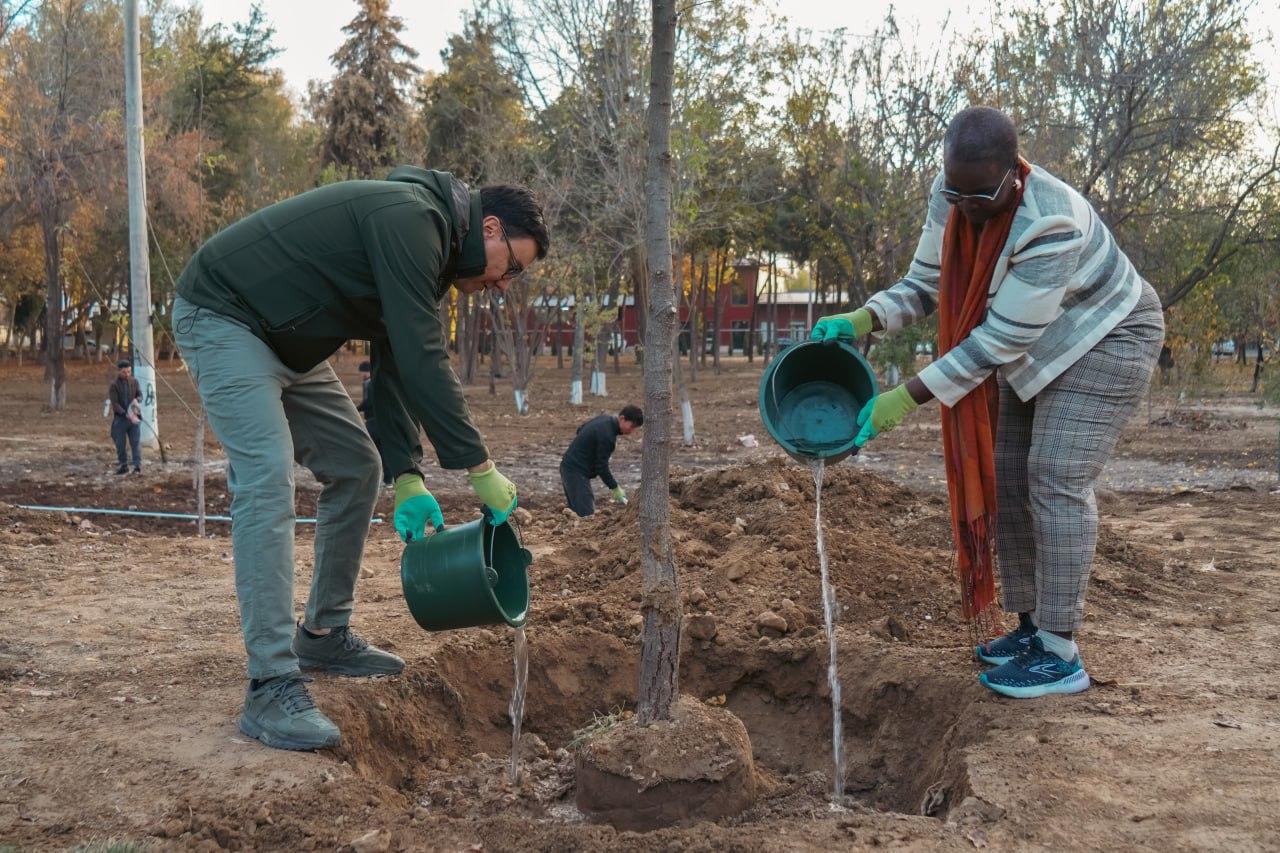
{"left": 575, "top": 695, "right": 758, "bottom": 830}
{"left": 530, "top": 459, "right": 967, "bottom": 649}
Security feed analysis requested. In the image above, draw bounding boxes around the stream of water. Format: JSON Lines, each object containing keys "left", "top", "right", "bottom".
{"left": 812, "top": 459, "right": 844, "bottom": 801}
{"left": 509, "top": 627, "right": 529, "bottom": 784}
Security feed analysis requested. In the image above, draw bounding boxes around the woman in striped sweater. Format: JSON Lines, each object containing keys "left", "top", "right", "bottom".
{"left": 813, "top": 106, "right": 1164, "bottom": 699}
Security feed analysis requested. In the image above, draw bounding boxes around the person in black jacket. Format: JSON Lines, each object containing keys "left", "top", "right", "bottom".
{"left": 107, "top": 360, "right": 143, "bottom": 474}
{"left": 560, "top": 405, "right": 643, "bottom": 517}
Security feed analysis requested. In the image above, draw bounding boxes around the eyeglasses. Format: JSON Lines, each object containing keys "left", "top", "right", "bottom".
{"left": 941, "top": 167, "right": 1013, "bottom": 205}
{"left": 498, "top": 222, "right": 525, "bottom": 280}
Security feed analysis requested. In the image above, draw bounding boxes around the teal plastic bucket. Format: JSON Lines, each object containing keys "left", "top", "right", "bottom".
{"left": 400, "top": 516, "right": 532, "bottom": 631}
{"left": 758, "top": 341, "right": 879, "bottom": 464}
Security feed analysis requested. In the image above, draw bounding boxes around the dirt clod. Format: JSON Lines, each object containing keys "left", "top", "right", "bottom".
{"left": 686, "top": 613, "right": 718, "bottom": 641}
{"left": 756, "top": 610, "right": 787, "bottom": 635}
{"left": 348, "top": 828, "right": 391, "bottom": 853}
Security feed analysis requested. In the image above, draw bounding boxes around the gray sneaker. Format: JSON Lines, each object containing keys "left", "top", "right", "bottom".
{"left": 292, "top": 625, "right": 405, "bottom": 677}
{"left": 239, "top": 675, "right": 341, "bottom": 751}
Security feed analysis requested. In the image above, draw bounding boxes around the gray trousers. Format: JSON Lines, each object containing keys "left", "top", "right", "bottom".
{"left": 995, "top": 284, "right": 1164, "bottom": 632}
{"left": 173, "top": 296, "right": 381, "bottom": 679}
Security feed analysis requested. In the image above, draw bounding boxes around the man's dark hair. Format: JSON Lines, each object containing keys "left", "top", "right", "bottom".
{"left": 619, "top": 405, "right": 643, "bottom": 426}
{"left": 358, "top": 360, "right": 371, "bottom": 372}
{"left": 480, "top": 185, "right": 550, "bottom": 260}
{"left": 943, "top": 106, "right": 1019, "bottom": 168}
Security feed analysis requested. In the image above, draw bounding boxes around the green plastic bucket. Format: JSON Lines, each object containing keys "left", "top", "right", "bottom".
{"left": 758, "top": 340, "right": 879, "bottom": 464}
{"left": 400, "top": 516, "right": 532, "bottom": 631}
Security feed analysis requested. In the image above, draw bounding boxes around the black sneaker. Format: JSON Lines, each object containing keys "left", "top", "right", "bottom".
{"left": 115, "top": 465, "right": 129, "bottom": 475}
{"left": 131, "top": 466, "right": 142, "bottom": 474}
{"left": 292, "top": 625, "right": 404, "bottom": 677}
{"left": 239, "top": 674, "right": 340, "bottom": 751}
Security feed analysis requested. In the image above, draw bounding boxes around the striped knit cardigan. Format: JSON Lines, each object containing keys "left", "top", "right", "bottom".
{"left": 865, "top": 164, "right": 1148, "bottom": 407}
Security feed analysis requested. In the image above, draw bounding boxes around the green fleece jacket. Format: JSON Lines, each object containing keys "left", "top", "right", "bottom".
{"left": 175, "top": 166, "right": 489, "bottom": 475}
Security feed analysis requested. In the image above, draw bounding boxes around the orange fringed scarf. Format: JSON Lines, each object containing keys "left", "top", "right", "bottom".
{"left": 936, "top": 160, "right": 1030, "bottom": 632}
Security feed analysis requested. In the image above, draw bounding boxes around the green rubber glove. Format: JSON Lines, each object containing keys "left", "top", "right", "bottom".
{"left": 468, "top": 462, "right": 518, "bottom": 525}
{"left": 854, "top": 384, "right": 919, "bottom": 448}
{"left": 393, "top": 473, "right": 444, "bottom": 543}
{"left": 611, "top": 485, "right": 628, "bottom": 504}
{"left": 810, "top": 308, "right": 874, "bottom": 344}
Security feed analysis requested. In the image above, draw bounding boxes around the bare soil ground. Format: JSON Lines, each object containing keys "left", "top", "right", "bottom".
{"left": 1, "top": 355, "right": 1278, "bottom": 851}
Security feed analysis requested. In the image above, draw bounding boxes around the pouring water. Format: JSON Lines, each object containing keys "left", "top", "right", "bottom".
{"left": 509, "top": 627, "right": 529, "bottom": 784}
{"left": 812, "top": 459, "right": 844, "bottom": 801}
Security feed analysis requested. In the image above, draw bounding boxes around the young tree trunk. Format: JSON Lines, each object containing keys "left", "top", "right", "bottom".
{"left": 594, "top": 327, "right": 609, "bottom": 395}
{"left": 636, "top": 0, "right": 680, "bottom": 725}
{"left": 691, "top": 249, "right": 701, "bottom": 379}
{"left": 712, "top": 253, "right": 726, "bottom": 374}
{"left": 767, "top": 253, "right": 779, "bottom": 364}
{"left": 571, "top": 293, "right": 586, "bottom": 405}
{"left": 505, "top": 297, "right": 532, "bottom": 415}
{"left": 1251, "top": 339, "right": 1265, "bottom": 394}
{"left": 4, "top": 310, "right": 16, "bottom": 362}
{"left": 42, "top": 213, "right": 66, "bottom": 410}
{"left": 632, "top": 244, "right": 648, "bottom": 346}
{"left": 673, "top": 245, "right": 695, "bottom": 447}
{"left": 697, "top": 254, "right": 709, "bottom": 368}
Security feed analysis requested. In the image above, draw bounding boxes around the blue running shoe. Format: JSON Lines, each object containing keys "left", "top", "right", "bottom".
{"left": 979, "top": 637, "right": 1090, "bottom": 699}
{"left": 974, "top": 623, "right": 1036, "bottom": 666}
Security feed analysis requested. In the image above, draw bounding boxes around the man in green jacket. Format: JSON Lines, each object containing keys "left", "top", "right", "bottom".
{"left": 173, "top": 167, "right": 548, "bottom": 751}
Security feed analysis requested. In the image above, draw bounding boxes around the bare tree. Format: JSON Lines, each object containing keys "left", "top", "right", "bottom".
{"left": 636, "top": 0, "right": 680, "bottom": 724}
{"left": 0, "top": 1, "right": 122, "bottom": 409}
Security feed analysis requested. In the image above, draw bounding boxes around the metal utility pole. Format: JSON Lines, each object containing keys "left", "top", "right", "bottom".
{"left": 125, "top": 0, "right": 159, "bottom": 448}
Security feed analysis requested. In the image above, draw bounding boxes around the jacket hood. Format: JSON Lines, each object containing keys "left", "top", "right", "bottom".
{"left": 386, "top": 166, "right": 487, "bottom": 282}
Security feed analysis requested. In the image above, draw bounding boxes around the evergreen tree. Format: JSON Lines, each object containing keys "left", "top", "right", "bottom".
{"left": 316, "top": 0, "right": 420, "bottom": 178}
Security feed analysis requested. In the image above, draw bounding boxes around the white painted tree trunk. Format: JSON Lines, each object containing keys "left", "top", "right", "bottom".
{"left": 570, "top": 300, "right": 586, "bottom": 405}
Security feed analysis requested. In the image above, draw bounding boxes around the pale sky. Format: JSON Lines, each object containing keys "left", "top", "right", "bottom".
{"left": 200, "top": 0, "right": 1280, "bottom": 107}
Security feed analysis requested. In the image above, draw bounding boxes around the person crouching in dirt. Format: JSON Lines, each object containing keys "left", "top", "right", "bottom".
{"left": 107, "top": 359, "right": 143, "bottom": 475}
{"left": 811, "top": 106, "right": 1163, "bottom": 699}
{"left": 172, "top": 167, "right": 549, "bottom": 751}
{"left": 560, "top": 406, "right": 643, "bottom": 517}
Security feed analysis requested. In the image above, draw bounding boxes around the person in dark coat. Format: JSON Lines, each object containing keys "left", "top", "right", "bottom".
{"left": 560, "top": 405, "right": 643, "bottom": 517}
{"left": 107, "top": 359, "right": 142, "bottom": 474}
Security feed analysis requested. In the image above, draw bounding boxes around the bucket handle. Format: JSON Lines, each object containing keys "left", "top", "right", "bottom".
{"left": 481, "top": 506, "right": 532, "bottom": 580}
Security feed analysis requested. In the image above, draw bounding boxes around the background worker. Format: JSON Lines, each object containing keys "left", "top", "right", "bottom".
{"left": 173, "top": 167, "right": 548, "bottom": 751}
{"left": 560, "top": 405, "right": 643, "bottom": 517}
{"left": 812, "top": 106, "right": 1163, "bottom": 700}
{"left": 107, "top": 359, "right": 142, "bottom": 475}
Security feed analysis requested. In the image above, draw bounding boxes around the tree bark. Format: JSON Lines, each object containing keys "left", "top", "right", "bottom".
{"left": 571, "top": 293, "right": 586, "bottom": 404}
{"left": 636, "top": 0, "right": 680, "bottom": 725}
{"left": 42, "top": 211, "right": 66, "bottom": 410}
{"left": 712, "top": 252, "right": 725, "bottom": 374}
{"left": 673, "top": 246, "right": 695, "bottom": 447}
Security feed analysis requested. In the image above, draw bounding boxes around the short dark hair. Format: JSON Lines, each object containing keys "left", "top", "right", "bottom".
{"left": 480, "top": 185, "right": 550, "bottom": 260}
{"left": 944, "top": 106, "right": 1019, "bottom": 168}
{"left": 116, "top": 359, "right": 130, "bottom": 369}
{"left": 619, "top": 405, "right": 643, "bottom": 426}
{"left": 358, "top": 361, "right": 371, "bottom": 372}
